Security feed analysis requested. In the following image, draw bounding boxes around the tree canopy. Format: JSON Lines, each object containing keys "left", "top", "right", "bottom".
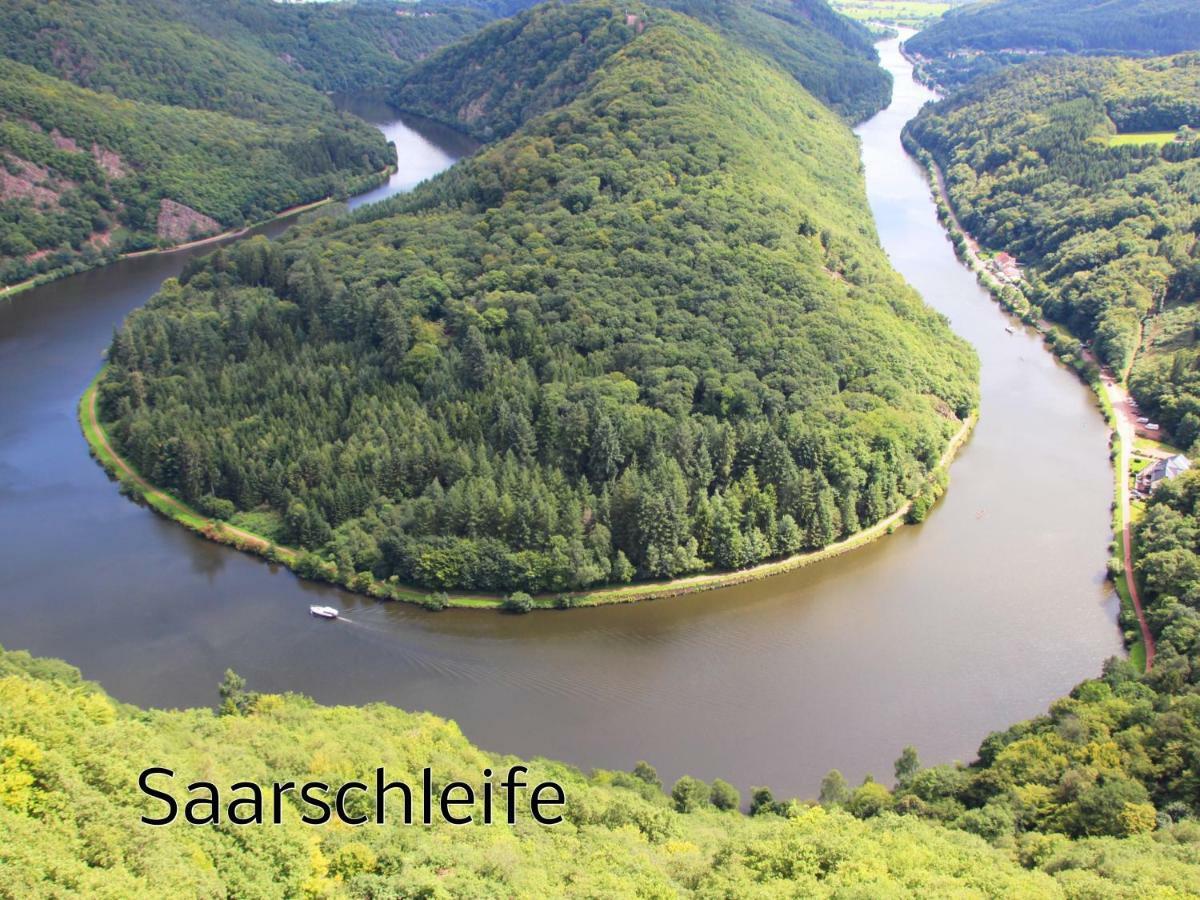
{"left": 0, "top": 0, "right": 489, "bottom": 287}
{"left": 3, "top": 643, "right": 1200, "bottom": 896}
{"left": 97, "top": 2, "right": 977, "bottom": 596}
{"left": 907, "top": 0, "right": 1200, "bottom": 89}
{"left": 396, "top": 0, "right": 892, "bottom": 131}
{"left": 907, "top": 54, "right": 1200, "bottom": 438}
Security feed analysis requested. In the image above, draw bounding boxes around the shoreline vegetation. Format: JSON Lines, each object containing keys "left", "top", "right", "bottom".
{"left": 0, "top": 165, "right": 395, "bottom": 302}
{"left": 80, "top": 371, "right": 976, "bottom": 611}
{"left": 902, "top": 134, "right": 1153, "bottom": 670}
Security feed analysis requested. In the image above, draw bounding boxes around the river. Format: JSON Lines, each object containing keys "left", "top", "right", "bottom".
{"left": 0, "top": 41, "right": 1123, "bottom": 800}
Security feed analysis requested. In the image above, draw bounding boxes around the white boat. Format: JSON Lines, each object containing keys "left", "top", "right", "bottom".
{"left": 1005, "top": 326, "right": 1015, "bottom": 334}
{"left": 309, "top": 605, "right": 339, "bottom": 619}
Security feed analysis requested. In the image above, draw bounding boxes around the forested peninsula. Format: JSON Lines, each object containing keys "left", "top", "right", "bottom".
{"left": 0, "top": 0, "right": 488, "bottom": 290}
{"left": 394, "top": 0, "right": 893, "bottom": 133}
{"left": 905, "top": 0, "right": 1200, "bottom": 88}
{"left": 94, "top": 2, "right": 977, "bottom": 600}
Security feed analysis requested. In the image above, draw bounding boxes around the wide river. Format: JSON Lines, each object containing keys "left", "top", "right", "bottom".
{"left": 0, "top": 39, "right": 1123, "bottom": 798}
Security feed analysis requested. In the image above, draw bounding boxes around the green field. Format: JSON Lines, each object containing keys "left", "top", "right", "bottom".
{"left": 831, "top": 0, "right": 956, "bottom": 26}
{"left": 1106, "top": 131, "right": 1184, "bottom": 146}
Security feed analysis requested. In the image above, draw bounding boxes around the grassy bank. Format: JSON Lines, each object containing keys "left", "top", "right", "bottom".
{"left": 81, "top": 371, "right": 976, "bottom": 612}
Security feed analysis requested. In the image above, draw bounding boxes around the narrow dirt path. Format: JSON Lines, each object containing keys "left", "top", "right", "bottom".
{"left": 1102, "top": 375, "right": 1156, "bottom": 670}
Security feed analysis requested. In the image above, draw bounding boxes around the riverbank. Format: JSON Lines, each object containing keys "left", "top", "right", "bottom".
{"left": 0, "top": 166, "right": 395, "bottom": 302}
{"left": 81, "top": 371, "right": 976, "bottom": 611}
{"left": 905, "top": 138, "right": 1153, "bottom": 670}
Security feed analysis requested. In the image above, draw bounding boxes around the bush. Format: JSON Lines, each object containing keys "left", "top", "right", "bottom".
{"left": 197, "top": 494, "right": 237, "bottom": 520}
{"left": 847, "top": 780, "right": 894, "bottom": 819}
{"left": 423, "top": 591, "right": 449, "bottom": 611}
{"left": 632, "top": 761, "right": 661, "bottom": 788}
{"left": 671, "top": 776, "right": 710, "bottom": 813}
{"left": 710, "top": 778, "right": 741, "bottom": 811}
{"left": 502, "top": 592, "right": 534, "bottom": 614}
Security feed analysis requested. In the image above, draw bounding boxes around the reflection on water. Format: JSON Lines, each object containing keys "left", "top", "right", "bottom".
{"left": 335, "top": 95, "right": 479, "bottom": 206}
{"left": 0, "top": 73, "right": 1121, "bottom": 799}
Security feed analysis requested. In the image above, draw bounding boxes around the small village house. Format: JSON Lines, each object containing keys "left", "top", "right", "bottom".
{"left": 1136, "top": 453, "right": 1191, "bottom": 494}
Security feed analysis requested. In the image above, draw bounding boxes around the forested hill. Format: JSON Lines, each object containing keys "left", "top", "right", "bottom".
{"left": 0, "top": 0, "right": 488, "bottom": 119}
{"left": 906, "top": 0, "right": 1200, "bottom": 89}
{"left": 394, "top": 0, "right": 892, "bottom": 135}
{"left": 7, "top": 645, "right": 1200, "bottom": 895}
{"left": 905, "top": 54, "right": 1200, "bottom": 432}
{"left": 0, "top": 0, "right": 487, "bottom": 289}
{"left": 97, "top": 2, "right": 977, "bottom": 598}
{"left": 905, "top": 59, "right": 1200, "bottom": 836}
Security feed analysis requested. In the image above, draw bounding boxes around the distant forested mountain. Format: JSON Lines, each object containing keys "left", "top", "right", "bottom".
{"left": 907, "top": 0, "right": 1200, "bottom": 88}
{"left": 397, "top": 0, "right": 892, "bottom": 131}
{"left": 0, "top": 0, "right": 487, "bottom": 288}
{"left": 97, "top": 1, "right": 976, "bottom": 596}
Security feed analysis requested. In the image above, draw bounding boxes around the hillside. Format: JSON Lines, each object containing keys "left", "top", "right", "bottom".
{"left": 0, "top": 0, "right": 486, "bottom": 122}
{"left": 0, "top": 0, "right": 487, "bottom": 288}
{"left": 906, "top": 0, "right": 1200, "bottom": 88}
{"left": 905, "top": 55, "right": 1200, "bottom": 429}
{"left": 3, "top": 644, "right": 1199, "bottom": 896}
{"left": 904, "top": 58, "right": 1200, "bottom": 838}
{"left": 0, "top": 58, "right": 392, "bottom": 286}
{"left": 394, "top": 0, "right": 892, "bottom": 133}
{"left": 94, "top": 2, "right": 976, "bottom": 598}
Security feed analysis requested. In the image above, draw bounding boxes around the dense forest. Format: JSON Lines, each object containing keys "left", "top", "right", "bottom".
{"left": 906, "top": 0, "right": 1200, "bottom": 88}
{"left": 3, "top": 643, "right": 1199, "bottom": 895}
{"left": 906, "top": 54, "right": 1200, "bottom": 437}
{"left": 395, "top": 0, "right": 892, "bottom": 132}
{"left": 902, "top": 53, "right": 1200, "bottom": 851}
{"left": 97, "top": 2, "right": 977, "bottom": 597}
{"left": 0, "top": 0, "right": 488, "bottom": 287}
{"left": 0, "top": 58, "right": 393, "bottom": 285}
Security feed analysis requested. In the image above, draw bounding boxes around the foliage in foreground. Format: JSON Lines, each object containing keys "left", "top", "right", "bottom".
{"left": 97, "top": 3, "right": 977, "bottom": 595}
{"left": 2, "top": 645, "right": 1199, "bottom": 897}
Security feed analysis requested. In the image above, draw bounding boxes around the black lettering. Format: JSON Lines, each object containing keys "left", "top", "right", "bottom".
{"left": 531, "top": 781, "right": 565, "bottom": 825}
{"left": 185, "top": 781, "right": 219, "bottom": 825}
{"left": 272, "top": 782, "right": 295, "bottom": 825}
{"left": 138, "top": 767, "right": 177, "bottom": 826}
{"left": 481, "top": 768, "right": 493, "bottom": 824}
{"left": 502, "top": 765, "right": 527, "bottom": 825}
{"left": 422, "top": 767, "right": 433, "bottom": 825}
{"left": 335, "top": 781, "right": 368, "bottom": 826}
{"left": 300, "top": 781, "right": 331, "bottom": 825}
{"left": 228, "top": 781, "right": 264, "bottom": 825}
{"left": 376, "top": 767, "right": 412, "bottom": 825}
{"left": 440, "top": 782, "right": 474, "bottom": 825}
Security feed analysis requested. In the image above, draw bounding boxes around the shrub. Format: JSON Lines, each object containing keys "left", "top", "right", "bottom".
{"left": 671, "top": 776, "right": 710, "bottom": 813}
{"left": 710, "top": 778, "right": 741, "bottom": 811}
{"left": 502, "top": 592, "right": 534, "bottom": 614}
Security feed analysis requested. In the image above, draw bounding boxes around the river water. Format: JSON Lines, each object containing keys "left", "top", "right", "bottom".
{"left": 0, "top": 43, "right": 1123, "bottom": 799}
